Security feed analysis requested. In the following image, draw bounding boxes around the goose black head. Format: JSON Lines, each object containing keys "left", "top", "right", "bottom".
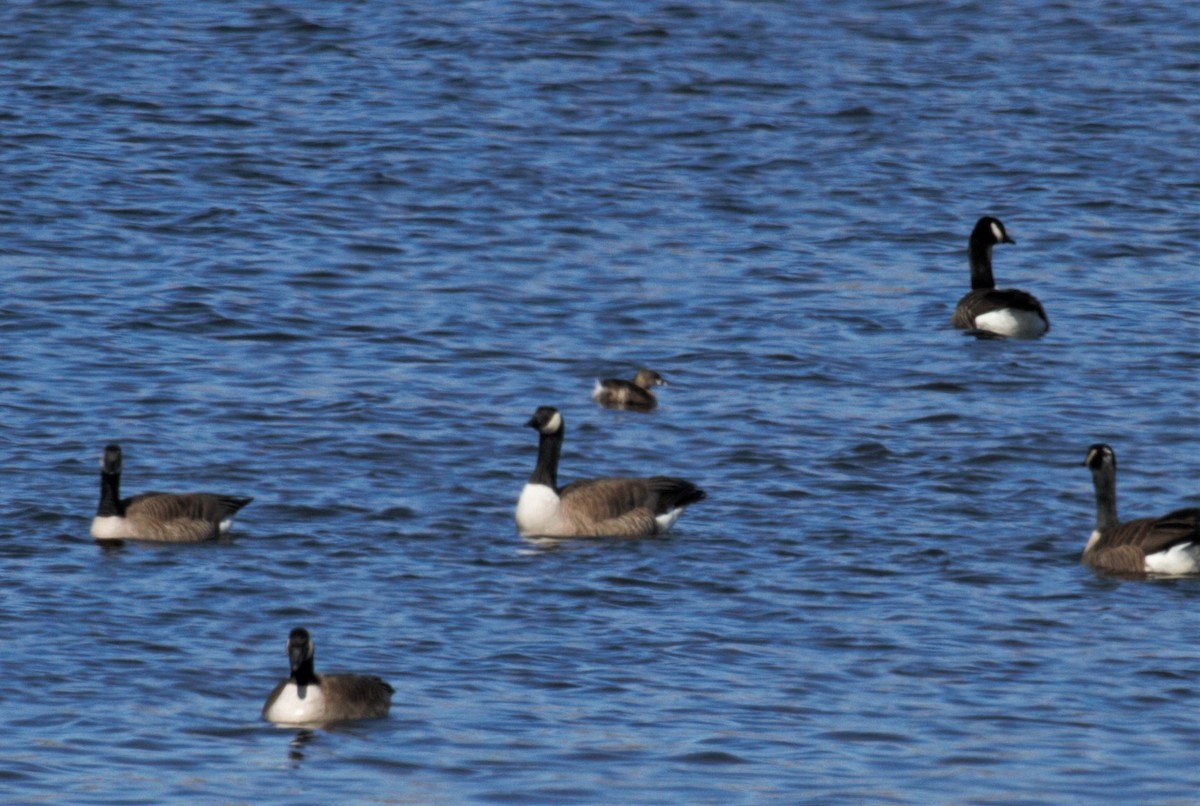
{"left": 526, "top": 406, "right": 564, "bottom": 436}
{"left": 287, "top": 627, "right": 315, "bottom": 672}
{"left": 101, "top": 444, "right": 124, "bottom": 476}
{"left": 1084, "top": 443, "right": 1115, "bottom": 472}
{"left": 972, "top": 215, "right": 1015, "bottom": 246}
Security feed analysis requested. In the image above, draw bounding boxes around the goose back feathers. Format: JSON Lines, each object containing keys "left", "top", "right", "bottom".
{"left": 262, "top": 627, "right": 394, "bottom": 725}
{"left": 90, "top": 444, "right": 253, "bottom": 541}
{"left": 515, "top": 406, "right": 705, "bottom": 538}
{"left": 1082, "top": 443, "right": 1200, "bottom": 575}
{"left": 592, "top": 369, "right": 666, "bottom": 411}
{"left": 951, "top": 216, "right": 1049, "bottom": 339}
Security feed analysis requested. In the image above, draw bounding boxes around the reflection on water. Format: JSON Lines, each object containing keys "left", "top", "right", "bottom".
{"left": 287, "top": 729, "right": 318, "bottom": 764}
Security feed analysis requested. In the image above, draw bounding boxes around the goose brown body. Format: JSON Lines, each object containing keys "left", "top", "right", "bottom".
{"left": 951, "top": 288, "right": 1049, "bottom": 332}
{"left": 515, "top": 406, "right": 705, "bottom": 538}
{"left": 107, "top": 492, "right": 254, "bottom": 541}
{"left": 1082, "top": 443, "right": 1200, "bottom": 575}
{"left": 262, "top": 627, "right": 394, "bottom": 725}
{"left": 90, "top": 444, "right": 252, "bottom": 542}
{"left": 951, "top": 216, "right": 1049, "bottom": 339}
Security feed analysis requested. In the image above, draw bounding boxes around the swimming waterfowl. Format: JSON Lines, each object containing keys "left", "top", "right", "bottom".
{"left": 592, "top": 369, "right": 666, "bottom": 411}
{"left": 1082, "top": 443, "right": 1200, "bottom": 575}
{"left": 951, "top": 216, "right": 1049, "bottom": 339}
{"left": 262, "top": 627, "right": 394, "bottom": 725}
{"left": 90, "top": 444, "right": 253, "bottom": 541}
{"left": 515, "top": 406, "right": 705, "bottom": 538}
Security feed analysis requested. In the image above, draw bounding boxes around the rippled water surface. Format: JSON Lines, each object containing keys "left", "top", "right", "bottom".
{"left": 3, "top": 1, "right": 1200, "bottom": 802}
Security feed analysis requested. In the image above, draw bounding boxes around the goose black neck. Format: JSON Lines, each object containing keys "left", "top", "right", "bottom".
{"left": 968, "top": 238, "right": 996, "bottom": 290}
{"left": 1091, "top": 466, "right": 1119, "bottom": 532}
{"left": 529, "top": 427, "right": 562, "bottom": 490}
{"left": 97, "top": 471, "right": 124, "bottom": 517}
{"left": 291, "top": 655, "right": 319, "bottom": 687}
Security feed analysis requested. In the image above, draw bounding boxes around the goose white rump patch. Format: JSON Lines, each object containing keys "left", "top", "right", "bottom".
{"left": 263, "top": 683, "right": 327, "bottom": 724}
{"left": 973, "top": 308, "right": 1047, "bottom": 339}
{"left": 655, "top": 508, "right": 683, "bottom": 533}
{"left": 1144, "top": 542, "right": 1200, "bottom": 576}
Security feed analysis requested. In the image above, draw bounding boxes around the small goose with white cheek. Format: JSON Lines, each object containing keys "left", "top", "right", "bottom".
{"left": 262, "top": 628, "right": 394, "bottom": 725}
{"left": 592, "top": 368, "right": 667, "bottom": 411}
{"left": 515, "top": 406, "right": 706, "bottom": 538}
{"left": 90, "top": 444, "right": 253, "bottom": 542}
{"left": 951, "top": 216, "right": 1049, "bottom": 339}
{"left": 1082, "top": 443, "right": 1200, "bottom": 576}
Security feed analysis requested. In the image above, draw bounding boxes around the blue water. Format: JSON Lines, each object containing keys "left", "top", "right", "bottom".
{"left": 3, "top": 0, "right": 1200, "bottom": 802}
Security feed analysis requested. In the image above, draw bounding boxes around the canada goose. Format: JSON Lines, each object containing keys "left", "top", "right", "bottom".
{"left": 262, "top": 627, "right": 394, "bottom": 725}
{"left": 89, "top": 444, "right": 253, "bottom": 541}
{"left": 592, "top": 369, "right": 666, "bottom": 411}
{"left": 1082, "top": 443, "right": 1200, "bottom": 575}
{"left": 951, "top": 216, "right": 1049, "bottom": 339}
{"left": 515, "top": 406, "right": 705, "bottom": 538}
